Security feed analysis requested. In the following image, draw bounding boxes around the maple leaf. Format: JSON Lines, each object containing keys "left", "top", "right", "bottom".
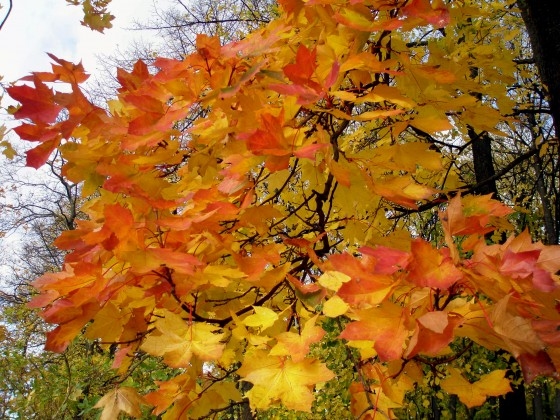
{"left": 238, "top": 350, "right": 335, "bottom": 412}
{"left": 440, "top": 368, "right": 511, "bottom": 408}
{"left": 144, "top": 373, "right": 196, "bottom": 416}
{"left": 349, "top": 382, "right": 401, "bottom": 419}
{"left": 334, "top": 7, "right": 404, "bottom": 32}
{"left": 243, "top": 306, "right": 279, "bottom": 330}
{"left": 407, "top": 239, "right": 463, "bottom": 289}
{"left": 84, "top": 301, "right": 126, "bottom": 342}
{"left": 532, "top": 319, "right": 560, "bottom": 346}
{"left": 145, "top": 372, "right": 242, "bottom": 418}
{"left": 23, "top": 53, "right": 90, "bottom": 84}
{"left": 499, "top": 249, "right": 556, "bottom": 292}
{"left": 322, "top": 295, "right": 350, "bottom": 317}
{"left": 339, "top": 302, "right": 410, "bottom": 361}
{"left": 517, "top": 350, "right": 559, "bottom": 383}
{"left": 368, "top": 175, "right": 438, "bottom": 209}
{"left": 141, "top": 310, "right": 225, "bottom": 367}
{"left": 7, "top": 77, "right": 63, "bottom": 124}
{"left": 359, "top": 245, "right": 411, "bottom": 275}
{"left": 25, "top": 138, "right": 62, "bottom": 169}
{"left": 43, "top": 301, "right": 100, "bottom": 352}
{"left": 490, "top": 294, "right": 544, "bottom": 357}
{"left": 440, "top": 194, "right": 514, "bottom": 239}
{"left": 94, "top": 387, "right": 146, "bottom": 420}
{"left": 402, "top": 0, "right": 450, "bottom": 28}
{"left": 327, "top": 252, "right": 397, "bottom": 306}
{"left": 270, "top": 315, "right": 326, "bottom": 362}
{"left": 318, "top": 270, "right": 352, "bottom": 291}
{"left": 283, "top": 45, "right": 318, "bottom": 86}
{"left": 245, "top": 111, "right": 291, "bottom": 157}
{"left": 405, "top": 312, "right": 463, "bottom": 358}
{"left": 0, "top": 140, "right": 17, "bottom": 160}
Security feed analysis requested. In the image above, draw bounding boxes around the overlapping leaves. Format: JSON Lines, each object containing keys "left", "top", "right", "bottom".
{"left": 7, "top": 0, "right": 560, "bottom": 418}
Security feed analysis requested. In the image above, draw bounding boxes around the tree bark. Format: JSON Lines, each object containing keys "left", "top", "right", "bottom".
{"left": 499, "top": 382, "right": 528, "bottom": 420}
{"left": 468, "top": 127, "right": 499, "bottom": 198}
{"left": 517, "top": 0, "right": 560, "bottom": 137}
{"left": 534, "top": 383, "right": 545, "bottom": 420}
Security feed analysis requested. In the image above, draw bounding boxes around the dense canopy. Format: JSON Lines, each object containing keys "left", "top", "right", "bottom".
{"left": 3, "top": 0, "right": 560, "bottom": 418}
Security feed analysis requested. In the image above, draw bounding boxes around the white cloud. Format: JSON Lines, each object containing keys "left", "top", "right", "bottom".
{"left": 0, "top": 0, "right": 167, "bottom": 81}
{"left": 0, "top": 0, "right": 173, "bottom": 122}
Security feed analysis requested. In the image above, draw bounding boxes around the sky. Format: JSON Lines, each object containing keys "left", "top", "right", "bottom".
{"left": 0, "top": 0, "right": 173, "bottom": 111}
{"left": 0, "top": 0, "right": 166, "bottom": 79}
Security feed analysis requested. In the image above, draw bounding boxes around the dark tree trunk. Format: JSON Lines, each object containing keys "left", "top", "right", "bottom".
{"left": 467, "top": 124, "right": 529, "bottom": 418}
{"left": 468, "top": 127, "right": 499, "bottom": 198}
{"left": 449, "top": 394, "right": 458, "bottom": 420}
{"left": 534, "top": 383, "right": 545, "bottom": 420}
{"left": 517, "top": 0, "right": 560, "bottom": 137}
{"left": 554, "top": 387, "right": 560, "bottom": 419}
{"left": 430, "top": 394, "right": 441, "bottom": 420}
{"left": 499, "top": 381, "right": 528, "bottom": 420}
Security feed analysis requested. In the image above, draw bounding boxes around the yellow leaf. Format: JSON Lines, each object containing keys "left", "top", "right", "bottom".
{"left": 0, "top": 139, "right": 17, "bottom": 160}
{"left": 94, "top": 387, "right": 146, "bottom": 420}
{"left": 85, "top": 301, "right": 126, "bottom": 342}
{"left": 141, "top": 310, "right": 224, "bottom": 367}
{"left": 318, "top": 270, "right": 351, "bottom": 291}
{"left": 323, "top": 295, "right": 349, "bottom": 317}
{"left": 409, "top": 106, "right": 453, "bottom": 134}
{"left": 440, "top": 368, "right": 511, "bottom": 408}
{"left": 409, "top": 114, "right": 453, "bottom": 134}
{"left": 270, "top": 315, "right": 326, "bottom": 361}
{"left": 243, "top": 306, "right": 279, "bottom": 330}
{"left": 238, "top": 350, "right": 335, "bottom": 412}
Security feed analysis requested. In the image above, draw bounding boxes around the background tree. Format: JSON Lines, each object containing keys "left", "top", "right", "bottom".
{"left": 517, "top": 0, "right": 560, "bottom": 138}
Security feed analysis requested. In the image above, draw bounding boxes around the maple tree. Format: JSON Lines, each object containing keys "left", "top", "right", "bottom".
{"left": 5, "top": 0, "right": 560, "bottom": 418}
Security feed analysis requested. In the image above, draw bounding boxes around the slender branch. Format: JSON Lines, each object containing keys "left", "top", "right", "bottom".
{"left": 392, "top": 142, "right": 546, "bottom": 217}
{"left": 0, "top": 0, "right": 12, "bottom": 31}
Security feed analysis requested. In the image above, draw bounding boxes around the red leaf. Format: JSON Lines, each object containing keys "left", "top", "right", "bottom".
{"left": 359, "top": 245, "right": 411, "bottom": 275}
{"left": 532, "top": 319, "right": 560, "bottom": 346}
{"left": 25, "top": 138, "right": 61, "bottom": 168}
{"left": 246, "top": 112, "right": 289, "bottom": 156}
{"left": 518, "top": 351, "right": 559, "bottom": 383}
{"left": 284, "top": 45, "right": 317, "bottom": 85}
{"left": 7, "top": 77, "right": 63, "bottom": 124}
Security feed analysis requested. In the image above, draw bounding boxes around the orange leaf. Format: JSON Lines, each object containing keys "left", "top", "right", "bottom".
{"left": 283, "top": 45, "right": 318, "bottom": 85}
{"left": 403, "top": 0, "right": 450, "bottom": 28}
{"left": 340, "top": 302, "right": 409, "bottom": 361}
{"left": 490, "top": 294, "right": 544, "bottom": 357}
{"left": 405, "top": 312, "right": 463, "bottom": 358}
{"left": 408, "top": 239, "right": 463, "bottom": 289}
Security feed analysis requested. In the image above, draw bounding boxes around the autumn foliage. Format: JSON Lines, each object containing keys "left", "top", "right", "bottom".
{"left": 7, "top": 0, "right": 560, "bottom": 418}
